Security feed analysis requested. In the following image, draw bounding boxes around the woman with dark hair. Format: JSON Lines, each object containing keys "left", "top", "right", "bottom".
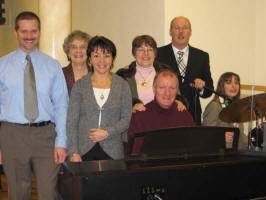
{"left": 67, "top": 36, "right": 132, "bottom": 161}
{"left": 62, "top": 30, "right": 91, "bottom": 94}
{"left": 117, "top": 35, "right": 187, "bottom": 112}
{"left": 203, "top": 72, "right": 248, "bottom": 149}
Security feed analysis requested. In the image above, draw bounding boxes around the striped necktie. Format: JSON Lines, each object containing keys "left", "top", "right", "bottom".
{"left": 24, "top": 55, "right": 39, "bottom": 122}
{"left": 177, "top": 51, "right": 186, "bottom": 81}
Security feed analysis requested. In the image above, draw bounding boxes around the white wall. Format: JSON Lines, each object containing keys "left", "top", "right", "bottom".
{"left": 72, "top": 0, "right": 164, "bottom": 71}
{"left": 255, "top": 0, "right": 266, "bottom": 86}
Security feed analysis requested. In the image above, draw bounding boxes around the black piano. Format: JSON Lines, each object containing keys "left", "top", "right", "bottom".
{"left": 59, "top": 127, "right": 266, "bottom": 200}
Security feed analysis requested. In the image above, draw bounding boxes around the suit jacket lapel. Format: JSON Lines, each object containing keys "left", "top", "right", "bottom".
{"left": 185, "top": 45, "right": 194, "bottom": 78}
{"left": 166, "top": 44, "right": 181, "bottom": 75}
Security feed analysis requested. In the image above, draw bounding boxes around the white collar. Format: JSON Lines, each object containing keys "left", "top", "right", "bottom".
{"left": 172, "top": 45, "right": 189, "bottom": 56}
{"left": 219, "top": 97, "right": 227, "bottom": 108}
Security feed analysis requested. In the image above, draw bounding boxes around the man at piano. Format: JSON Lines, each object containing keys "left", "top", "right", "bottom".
{"left": 128, "top": 68, "right": 195, "bottom": 154}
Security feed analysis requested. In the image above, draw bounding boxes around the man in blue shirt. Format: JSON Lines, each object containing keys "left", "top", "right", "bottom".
{"left": 0, "top": 11, "right": 69, "bottom": 200}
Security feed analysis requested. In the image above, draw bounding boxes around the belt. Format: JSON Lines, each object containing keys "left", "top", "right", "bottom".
{"left": 18, "top": 121, "right": 51, "bottom": 127}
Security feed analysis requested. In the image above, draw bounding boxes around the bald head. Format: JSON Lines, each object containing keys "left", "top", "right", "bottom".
{"left": 169, "top": 16, "right": 192, "bottom": 50}
{"left": 170, "top": 16, "right": 191, "bottom": 30}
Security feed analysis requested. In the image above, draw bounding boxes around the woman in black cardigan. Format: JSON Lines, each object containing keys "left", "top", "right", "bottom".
{"left": 117, "top": 35, "right": 188, "bottom": 112}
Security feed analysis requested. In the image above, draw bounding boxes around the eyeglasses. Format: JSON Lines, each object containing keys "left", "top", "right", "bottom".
{"left": 173, "top": 26, "right": 190, "bottom": 31}
{"left": 136, "top": 48, "right": 154, "bottom": 54}
{"left": 70, "top": 45, "right": 87, "bottom": 50}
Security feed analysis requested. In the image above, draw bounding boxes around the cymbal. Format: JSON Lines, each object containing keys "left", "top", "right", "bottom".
{"left": 219, "top": 93, "right": 266, "bottom": 123}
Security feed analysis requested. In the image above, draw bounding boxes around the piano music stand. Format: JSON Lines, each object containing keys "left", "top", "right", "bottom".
{"left": 127, "top": 126, "right": 239, "bottom": 160}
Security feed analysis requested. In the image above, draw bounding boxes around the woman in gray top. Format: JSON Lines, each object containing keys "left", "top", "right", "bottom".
{"left": 67, "top": 36, "right": 132, "bottom": 161}
{"left": 203, "top": 72, "right": 248, "bottom": 149}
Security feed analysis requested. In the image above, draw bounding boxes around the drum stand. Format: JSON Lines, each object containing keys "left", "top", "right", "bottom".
{"left": 248, "top": 108, "right": 261, "bottom": 151}
{"left": 219, "top": 92, "right": 266, "bottom": 156}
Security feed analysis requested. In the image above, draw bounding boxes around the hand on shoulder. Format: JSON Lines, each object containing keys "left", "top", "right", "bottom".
{"left": 133, "top": 103, "right": 146, "bottom": 113}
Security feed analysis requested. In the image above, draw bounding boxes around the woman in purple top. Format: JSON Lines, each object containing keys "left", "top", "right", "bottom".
{"left": 62, "top": 30, "right": 91, "bottom": 94}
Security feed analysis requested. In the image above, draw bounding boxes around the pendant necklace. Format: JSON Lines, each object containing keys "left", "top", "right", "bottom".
{"left": 137, "top": 71, "right": 150, "bottom": 87}
{"left": 142, "top": 81, "right": 147, "bottom": 87}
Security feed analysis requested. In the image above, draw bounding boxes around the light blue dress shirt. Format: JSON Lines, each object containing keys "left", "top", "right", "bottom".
{"left": 0, "top": 48, "right": 69, "bottom": 148}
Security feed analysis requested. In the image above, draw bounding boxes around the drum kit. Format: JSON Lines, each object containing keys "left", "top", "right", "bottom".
{"left": 219, "top": 93, "right": 266, "bottom": 150}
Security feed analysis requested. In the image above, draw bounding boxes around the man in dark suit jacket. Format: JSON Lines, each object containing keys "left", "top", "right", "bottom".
{"left": 156, "top": 16, "right": 213, "bottom": 125}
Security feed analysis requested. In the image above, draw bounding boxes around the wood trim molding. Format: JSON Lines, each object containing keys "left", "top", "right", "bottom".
{"left": 240, "top": 84, "right": 266, "bottom": 92}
